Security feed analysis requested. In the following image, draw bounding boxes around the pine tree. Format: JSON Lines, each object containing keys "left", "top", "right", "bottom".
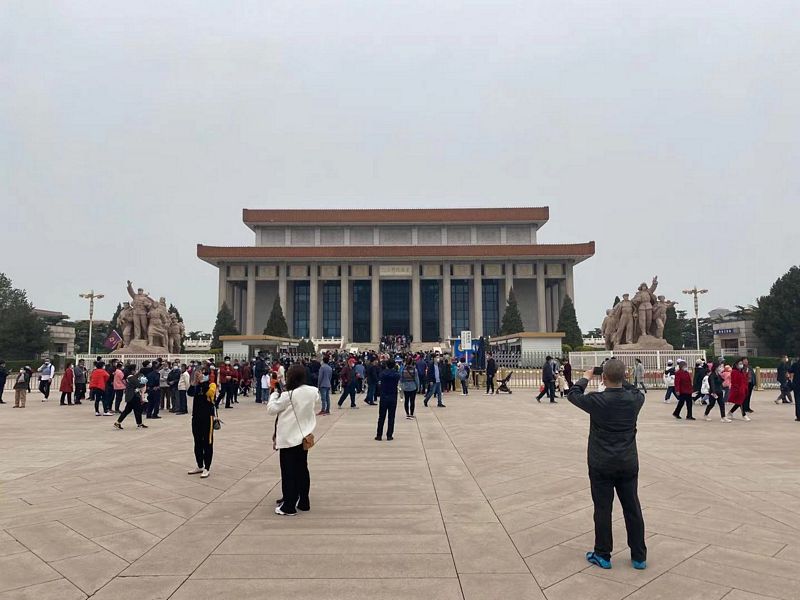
{"left": 263, "top": 295, "right": 290, "bottom": 337}
{"left": 109, "top": 303, "right": 122, "bottom": 333}
{"left": 663, "top": 304, "right": 683, "bottom": 349}
{"left": 168, "top": 303, "right": 183, "bottom": 322}
{"left": 500, "top": 288, "right": 525, "bottom": 335}
{"left": 556, "top": 295, "right": 583, "bottom": 348}
{"left": 211, "top": 302, "right": 239, "bottom": 349}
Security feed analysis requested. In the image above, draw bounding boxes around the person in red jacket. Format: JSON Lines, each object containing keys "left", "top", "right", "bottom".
{"left": 672, "top": 359, "right": 695, "bottom": 420}
{"left": 89, "top": 362, "right": 112, "bottom": 416}
{"left": 59, "top": 362, "right": 75, "bottom": 405}
{"left": 217, "top": 356, "right": 235, "bottom": 409}
{"left": 726, "top": 359, "right": 751, "bottom": 421}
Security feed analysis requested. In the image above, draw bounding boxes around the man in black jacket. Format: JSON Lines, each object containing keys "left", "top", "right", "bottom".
{"left": 567, "top": 358, "right": 647, "bottom": 571}
{"left": 535, "top": 356, "right": 557, "bottom": 403}
{"left": 253, "top": 353, "right": 267, "bottom": 404}
{"left": 485, "top": 353, "right": 497, "bottom": 395}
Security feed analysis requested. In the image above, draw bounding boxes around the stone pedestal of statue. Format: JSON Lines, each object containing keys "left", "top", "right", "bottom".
{"left": 615, "top": 334, "right": 674, "bottom": 352}
{"left": 111, "top": 339, "right": 170, "bottom": 355}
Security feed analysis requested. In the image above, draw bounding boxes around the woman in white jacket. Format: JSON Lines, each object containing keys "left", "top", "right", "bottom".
{"left": 267, "top": 363, "right": 318, "bottom": 516}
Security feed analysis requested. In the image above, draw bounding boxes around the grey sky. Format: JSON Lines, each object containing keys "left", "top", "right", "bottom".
{"left": 3, "top": 1, "right": 798, "bottom": 334}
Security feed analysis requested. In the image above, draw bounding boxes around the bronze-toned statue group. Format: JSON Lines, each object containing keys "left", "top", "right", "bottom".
{"left": 601, "top": 276, "right": 676, "bottom": 350}
{"left": 115, "top": 280, "right": 185, "bottom": 353}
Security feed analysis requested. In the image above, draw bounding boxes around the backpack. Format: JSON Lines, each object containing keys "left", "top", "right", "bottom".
{"left": 457, "top": 363, "right": 468, "bottom": 380}
{"left": 400, "top": 367, "right": 417, "bottom": 392}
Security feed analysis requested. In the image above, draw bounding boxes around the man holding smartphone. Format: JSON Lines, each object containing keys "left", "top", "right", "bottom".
{"left": 567, "top": 358, "right": 647, "bottom": 571}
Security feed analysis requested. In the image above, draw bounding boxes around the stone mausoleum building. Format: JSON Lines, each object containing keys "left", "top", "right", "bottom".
{"left": 197, "top": 207, "right": 594, "bottom": 348}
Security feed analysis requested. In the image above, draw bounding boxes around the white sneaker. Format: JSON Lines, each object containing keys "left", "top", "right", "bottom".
{"left": 187, "top": 467, "right": 203, "bottom": 475}
{"left": 95, "top": 412, "right": 102, "bottom": 416}
{"left": 200, "top": 469, "right": 210, "bottom": 478}
{"left": 705, "top": 416, "right": 712, "bottom": 421}
{"left": 722, "top": 417, "right": 732, "bottom": 423}
{"left": 103, "top": 412, "right": 113, "bottom": 416}
{"left": 743, "top": 415, "right": 751, "bottom": 422}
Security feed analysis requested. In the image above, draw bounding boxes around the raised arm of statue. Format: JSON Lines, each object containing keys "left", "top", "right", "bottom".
{"left": 649, "top": 276, "right": 659, "bottom": 295}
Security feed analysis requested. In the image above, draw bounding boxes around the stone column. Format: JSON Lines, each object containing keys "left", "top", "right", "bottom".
{"left": 551, "top": 284, "right": 560, "bottom": 331}
{"left": 473, "top": 263, "right": 483, "bottom": 338}
{"left": 565, "top": 263, "right": 575, "bottom": 300}
{"left": 246, "top": 267, "right": 256, "bottom": 335}
{"left": 505, "top": 262, "right": 514, "bottom": 302}
{"left": 232, "top": 284, "right": 241, "bottom": 331}
{"left": 411, "top": 264, "right": 421, "bottom": 343}
{"left": 370, "top": 266, "right": 380, "bottom": 343}
{"left": 309, "top": 264, "right": 319, "bottom": 339}
{"left": 340, "top": 266, "right": 350, "bottom": 343}
{"left": 278, "top": 263, "right": 288, "bottom": 316}
{"left": 218, "top": 266, "right": 228, "bottom": 310}
{"left": 536, "top": 263, "right": 547, "bottom": 332}
{"left": 442, "top": 263, "right": 452, "bottom": 341}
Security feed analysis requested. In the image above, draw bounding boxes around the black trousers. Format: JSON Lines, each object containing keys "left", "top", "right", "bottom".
{"left": 92, "top": 388, "right": 106, "bottom": 413}
{"left": 743, "top": 384, "right": 754, "bottom": 412}
{"left": 795, "top": 385, "right": 800, "bottom": 419}
{"left": 378, "top": 399, "right": 397, "bottom": 438}
{"left": 279, "top": 444, "right": 310, "bottom": 514}
{"left": 537, "top": 381, "right": 556, "bottom": 402}
{"left": 60, "top": 392, "right": 72, "bottom": 404}
{"left": 39, "top": 380, "right": 51, "bottom": 398}
{"left": 664, "top": 386, "right": 678, "bottom": 402}
{"left": 704, "top": 394, "right": 726, "bottom": 418}
{"left": 589, "top": 467, "right": 647, "bottom": 563}
{"left": 177, "top": 390, "right": 188, "bottom": 413}
{"left": 673, "top": 393, "right": 693, "bottom": 418}
{"left": 146, "top": 389, "right": 161, "bottom": 417}
{"left": 114, "top": 390, "right": 124, "bottom": 412}
{"left": 486, "top": 375, "right": 495, "bottom": 394}
{"left": 118, "top": 399, "right": 143, "bottom": 425}
{"left": 74, "top": 382, "right": 86, "bottom": 402}
{"left": 403, "top": 390, "right": 416, "bottom": 416}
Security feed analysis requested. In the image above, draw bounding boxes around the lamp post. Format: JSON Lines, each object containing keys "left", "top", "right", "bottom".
{"left": 682, "top": 286, "right": 708, "bottom": 352}
{"left": 79, "top": 290, "right": 105, "bottom": 355}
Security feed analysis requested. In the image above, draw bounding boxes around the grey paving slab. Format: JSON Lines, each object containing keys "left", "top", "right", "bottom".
{"left": 1, "top": 388, "right": 799, "bottom": 599}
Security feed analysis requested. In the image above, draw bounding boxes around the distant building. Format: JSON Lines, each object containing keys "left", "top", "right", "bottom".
{"left": 184, "top": 338, "right": 212, "bottom": 353}
{"left": 33, "top": 309, "right": 76, "bottom": 357}
{"left": 197, "top": 207, "right": 595, "bottom": 349}
{"left": 713, "top": 318, "right": 777, "bottom": 358}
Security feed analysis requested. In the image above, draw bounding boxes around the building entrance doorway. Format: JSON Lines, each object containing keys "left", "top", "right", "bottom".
{"left": 382, "top": 280, "right": 410, "bottom": 335}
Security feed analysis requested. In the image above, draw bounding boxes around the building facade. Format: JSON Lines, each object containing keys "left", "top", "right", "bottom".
{"left": 713, "top": 319, "right": 777, "bottom": 358}
{"left": 197, "top": 207, "right": 594, "bottom": 346}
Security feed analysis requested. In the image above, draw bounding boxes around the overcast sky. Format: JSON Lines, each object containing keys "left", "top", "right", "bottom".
{"left": 2, "top": 1, "right": 798, "bottom": 334}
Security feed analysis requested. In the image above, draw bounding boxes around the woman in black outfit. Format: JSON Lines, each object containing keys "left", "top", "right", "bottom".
{"left": 114, "top": 365, "right": 148, "bottom": 429}
{"left": 704, "top": 361, "right": 728, "bottom": 422}
{"left": 188, "top": 369, "right": 215, "bottom": 479}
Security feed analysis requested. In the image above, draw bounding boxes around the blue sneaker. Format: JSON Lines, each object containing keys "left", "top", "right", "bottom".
{"left": 632, "top": 560, "right": 647, "bottom": 570}
{"left": 586, "top": 551, "right": 612, "bottom": 569}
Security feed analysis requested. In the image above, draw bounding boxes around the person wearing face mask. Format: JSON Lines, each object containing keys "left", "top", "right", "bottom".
{"left": 231, "top": 361, "right": 241, "bottom": 404}
{"left": 742, "top": 358, "right": 756, "bottom": 414}
{"left": 726, "top": 360, "right": 750, "bottom": 421}
{"left": 37, "top": 359, "right": 55, "bottom": 400}
{"left": 704, "top": 361, "right": 730, "bottom": 422}
{"left": 423, "top": 355, "right": 446, "bottom": 408}
{"left": 672, "top": 359, "right": 695, "bottom": 420}
{"left": 188, "top": 369, "right": 216, "bottom": 478}
{"left": 13, "top": 368, "right": 29, "bottom": 408}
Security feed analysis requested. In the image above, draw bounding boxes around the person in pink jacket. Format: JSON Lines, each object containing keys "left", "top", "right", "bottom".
{"left": 721, "top": 364, "right": 732, "bottom": 403}
{"left": 113, "top": 364, "right": 127, "bottom": 413}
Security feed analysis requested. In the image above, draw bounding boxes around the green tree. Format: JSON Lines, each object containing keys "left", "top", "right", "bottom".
{"left": 187, "top": 330, "right": 204, "bottom": 340}
{"left": 500, "top": 287, "right": 524, "bottom": 334}
{"left": 74, "top": 320, "right": 111, "bottom": 354}
{"left": 556, "top": 295, "right": 583, "bottom": 348}
{"left": 211, "top": 302, "right": 239, "bottom": 348}
{"left": 263, "top": 295, "right": 290, "bottom": 337}
{"left": 168, "top": 303, "right": 184, "bottom": 322}
{"left": 298, "top": 339, "right": 316, "bottom": 354}
{"left": 663, "top": 304, "right": 683, "bottom": 349}
{"left": 754, "top": 266, "right": 800, "bottom": 354}
{"left": 0, "top": 273, "right": 49, "bottom": 359}
{"left": 109, "top": 303, "right": 122, "bottom": 334}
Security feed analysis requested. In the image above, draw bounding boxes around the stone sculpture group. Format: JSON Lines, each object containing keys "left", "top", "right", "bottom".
{"left": 114, "top": 280, "right": 185, "bottom": 353}
{"left": 601, "top": 276, "right": 676, "bottom": 350}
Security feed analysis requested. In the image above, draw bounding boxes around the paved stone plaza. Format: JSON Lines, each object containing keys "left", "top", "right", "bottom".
{"left": 1, "top": 388, "right": 799, "bottom": 599}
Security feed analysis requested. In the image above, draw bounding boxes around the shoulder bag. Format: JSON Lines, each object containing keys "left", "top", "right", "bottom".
{"left": 288, "top": 390, "right": 315, "bottom": 451}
